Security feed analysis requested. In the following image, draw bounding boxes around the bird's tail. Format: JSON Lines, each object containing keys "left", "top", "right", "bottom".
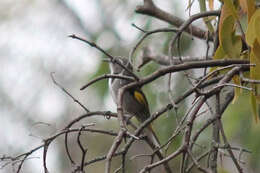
{"left": 144, "top": 124, "right": 172, "bottom": 173}
{"left": 144, "top": 124, "right": 162, "bottom": 153}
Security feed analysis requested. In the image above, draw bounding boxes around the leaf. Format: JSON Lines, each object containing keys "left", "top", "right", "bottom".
{"left": 251, "top": 40, "right": 260, "bottom": 81}
{"left": 220, "top": 16, "right": 242, "bottom": 58}
{"left": 232, "top": 35, "right": 243, "bottom": 57}
{"left": 210, "top": 45, "right": 227, "bottom": 72}
{"left": 222, "top": 0, "right": 239, "bottom": 19}
{"left": 255, "top": 15, "right": 260, "bottom": 44}
{"left": 220, "top": 15, "right": 235, "bottom": 44}
{"left": 208, "top": 0, "right": 214, "bottom": 10}
{"left": 246, "top": 9, "right": 260, "bottom": 46}
{"left": 250, "top": 41, "right": 260, "bottom": 122}
{"left": 239, "top": 0, "right": 255, "bottom": 20}
{"left": 246, "top": 17, "right": 255, "bottom": 46}
{"left": 247, "top": 0, "right": 256, "bottom": 21}
{"left": 219, "top": 1, "right": 233, "bottom": 29}
{"left": 239, "top": 0, "right": 247, "bottom": 13}
{"left": 214, "top": 45, "right": 227, "bottom": 59}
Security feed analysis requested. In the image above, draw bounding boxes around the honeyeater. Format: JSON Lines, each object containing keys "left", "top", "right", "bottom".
{"left": 108, "top": 57, "right": 161, "bottom": 150}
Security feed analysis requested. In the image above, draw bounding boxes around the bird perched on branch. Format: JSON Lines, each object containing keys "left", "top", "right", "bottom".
{"left": 108, "top": 57, "right": 161, "bottom": 150}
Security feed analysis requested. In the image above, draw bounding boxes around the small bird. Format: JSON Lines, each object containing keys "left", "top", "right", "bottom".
{"left": 108, "top": 57, "right": 161, "bottom": 149}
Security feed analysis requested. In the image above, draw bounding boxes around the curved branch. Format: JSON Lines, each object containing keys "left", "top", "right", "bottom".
{"left": 80, "top": 74, "right": 134, "bottom": 90}
{"left": 136, "top": 0, "right": 220, "bottom": 41}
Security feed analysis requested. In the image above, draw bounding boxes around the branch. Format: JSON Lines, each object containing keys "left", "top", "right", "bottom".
{"left": 118, "top": 104, "right": 174, "bottom": 173}
{"left": 209, "top": 93, "right": 221, "bottom": 173}
{"left": 168, "top": 10, "right": 220, "bottom": 61}
{"left": 181, "top": 96, "right": 207, "bottom": 172}
{"left": 137, "top": 46, "right": 215, "bottom": 67}
{"left": 51, "top": 72, "right": 90, "bottom": 112}
{"left": 64, "top": 111, "right": 117, "bottom": 165}
{"left": 135, "top": 0, "right": 220, "bottom": 41}
{"left": 77, "top": 126, "right": 88, "bottom": 173}
{"left": 129, "top": 27, "right": 179, "bottom": 63}
{"left": 80, "top": 74, "right": 134, "bottom": 90}
{"left": 2, "top": 126, "right": 114, "bottom": 173}
{"left": 126, "top": 59, "right": 249, "bottom": 89}
{"left": 139, "top": 147, "right": 183, "bottom": 173}
{"left": 73, "top": 152, "right": 125, "bottom": 172}
{"left": 218, "top": 120, "right": 244, "bottom": 172}
{"left": 105, "top": 129, "right": 126, "bottom": 173}
{"left": 187, "top": 149, "right": 210, "bottom": 173}
{"left": 69, "top": 34, "right": 139, "bottom": 80}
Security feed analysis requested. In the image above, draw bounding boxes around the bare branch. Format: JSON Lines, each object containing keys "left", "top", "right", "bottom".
{"left": 80, "top": 74, "right": 134, "bottom": 90}
{"left": 77, "top": 126, "right": 88, "bottom": 173}
{"left": 218, "top": 120, "right": 244, "bottom": 173}
{"left": 135, "top": 0, "right": 220, "bottom": 40}
{"left": 129, "top": 27, "right": 179, "bottom": 64}
{"left": 105, "top": 129, "right": 126, "bottom": 173}
{"left": 51, "top": 72, "right": 90, "bottom": 112}
{"left": 69, "top": 34, "right": 139, "bottom": 80}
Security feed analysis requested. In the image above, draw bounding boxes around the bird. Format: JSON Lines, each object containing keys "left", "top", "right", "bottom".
{"left": 108, "top": 57, "right": 172, "bottom": 173}
{"left": 108, "top": 57, "right": 161, "bottom": 150}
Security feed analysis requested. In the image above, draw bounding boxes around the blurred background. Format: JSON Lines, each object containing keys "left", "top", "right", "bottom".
{"left": 1, "top": 0, "right": 260, "bottom": 172}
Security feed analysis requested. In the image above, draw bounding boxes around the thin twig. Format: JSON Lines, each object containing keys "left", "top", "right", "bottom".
{"left": 69, "top": 34, "right": 139, "bottom": 80}
{"left": 209, "top": 92, "right": 220, "bottom": 173}
{"left": 77, "top": 126, "right": 88, "bottom": 173}
{"left": 105, "top": 129, "right": 126, "bottom": 173}
{"left": 218, "top": 120, "right": 244, "bottom": 173}
{"left": 80, "top": 74, "right": 134, "bottom": 90}
{"left": 168, "top": 10, "right": 220, "bottom": 63}
{"left": 139, "top": 147, "right": 184, "bottom": 173}
{"left": 51, "top": 72, "right": 90, "bottom": 112}
{"left": 187, "top": 149, "right": 210, "bottom": 173}
{"left": 129, "top": 27, "right": 179, "bottom": 61}
{"left": 64, "top": 111, "right": 117, "bottom": 165}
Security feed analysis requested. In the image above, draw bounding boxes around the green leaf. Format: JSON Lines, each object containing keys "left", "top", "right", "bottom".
{"left": 250, "top": 41, "right": 260, "bottom": 122}
{"left": 214, "top": 45, "right": 227, "bottom": 59}
{"left": 255, "top": 16, "right": 260, "bottom": 44}
{"left": 211, "top": 45, "right": 229, "bottom": 72}
{"left": 220, "top": 16, "right": 242, "bottom": 58}
{"left": 246, "top": 9, "right": 260, "bottom": 46}
{"left": 223, "top": 0, "right": 239, "bottom": 19}
{"left": 251, "top": 40, "right": 260, "bottom": 80}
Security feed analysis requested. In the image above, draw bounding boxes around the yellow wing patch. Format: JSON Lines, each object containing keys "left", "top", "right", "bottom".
{"left": 134, "top": 91, "right": 147, "bottom": 106}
